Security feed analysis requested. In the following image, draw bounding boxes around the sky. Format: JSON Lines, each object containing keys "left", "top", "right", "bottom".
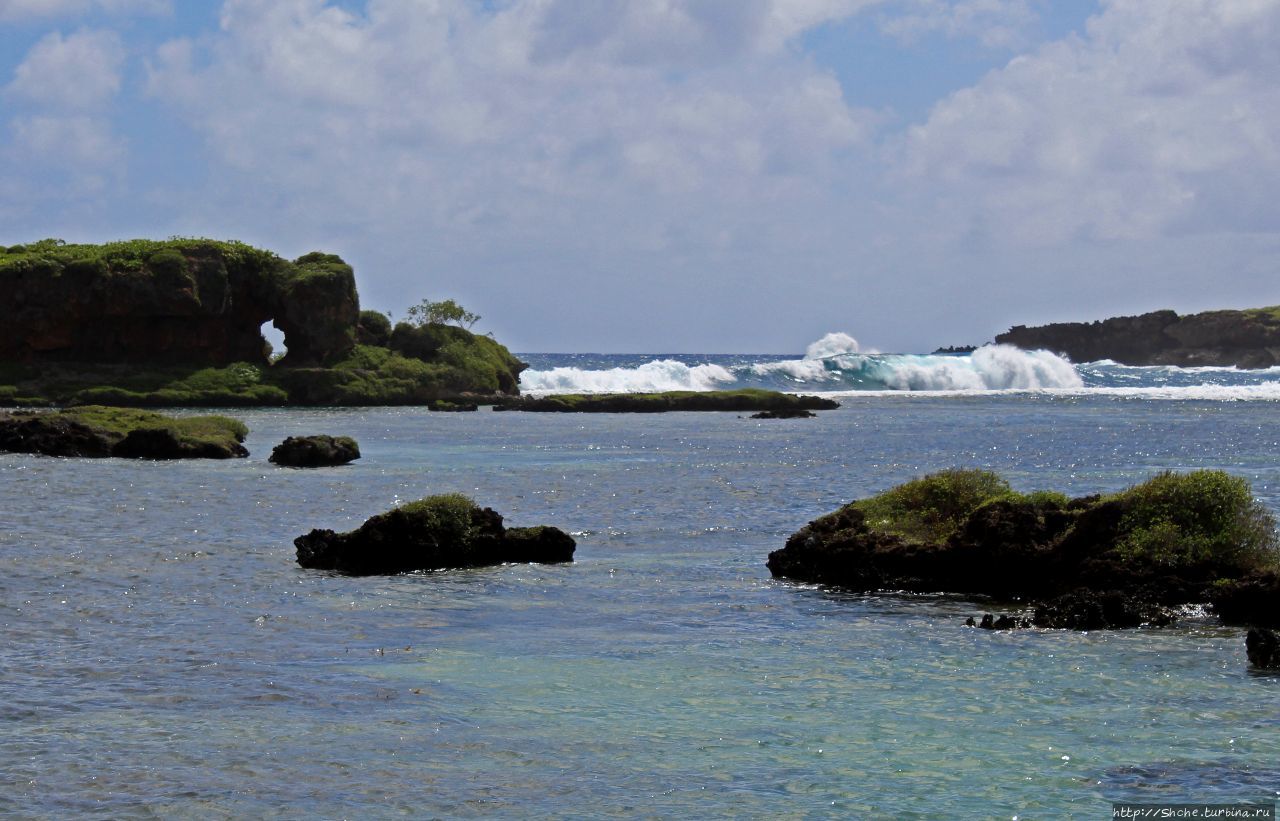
{"left": 2, "top": 0, "right": 1278, "bottom": 353}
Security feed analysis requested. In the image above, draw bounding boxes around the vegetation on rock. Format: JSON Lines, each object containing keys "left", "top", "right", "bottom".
{"left": 0, "top": 405, "right": 248, "bottom": 459}
{"left": 0, "top": 238, "right": 526, "bottom": 407}
{"left": 768, "top": 468, "right": 1279, "bottom": 629}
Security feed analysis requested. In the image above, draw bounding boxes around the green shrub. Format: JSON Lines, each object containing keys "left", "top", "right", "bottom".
{"left": 1111, "top": 470, "right": 1278, "bottom": 571}
{"left": 398, "top": 493, "right": 479, "bottom": 548}
{"left": 358, "top": 310, "right": 393, "bottom": 346}
{"left": 855, "top": 469, "right": 1015, "bottom": 543}
{"left": 147, "top": 248, "right": 194, "bottom": 292}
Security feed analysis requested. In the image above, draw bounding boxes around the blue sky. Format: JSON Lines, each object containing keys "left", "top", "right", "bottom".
{"left": 2, "top": 1, "right": 1278, "bottom": 353}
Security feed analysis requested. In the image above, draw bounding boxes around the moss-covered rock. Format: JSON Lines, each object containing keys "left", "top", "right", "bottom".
{"left": 0, "top": 238, "right": 357, "bottom": 367}
{"left": 493, "top": 389, "right": 839, "bottom": 413}
{"left": 0, "top": 239, "right": 527, "bottom": 407}
{"left": 0, "top": 405, "right": 248, "bottom": 459}
{"left": 269, "top": 434, "right": 360, "bottom": 467}
{"left": 294, "top": 493, "right": 575, "bottom": 575}
{"left": 767, "top": 469, "right": 1280, "bottom": 628}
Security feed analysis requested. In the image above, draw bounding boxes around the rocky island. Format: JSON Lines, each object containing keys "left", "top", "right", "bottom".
{"left": 0, "top": 405, "right": 248, "bottom": 458}
{"left": 295, "top": 493, "right": 576, "bottom": 575}
{"left": 768, "top": 468, "right": 1280, "bottom": 630}
{"left": 996, "top": 306, "right": 1280, "bottom": 367}
{"left": 0, "top": 238, "right": 525, "bottom": 406}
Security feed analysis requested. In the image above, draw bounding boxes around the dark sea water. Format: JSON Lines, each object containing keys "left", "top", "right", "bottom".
{"left": 3, "top": 348, "right": 1280, "bottom": 818}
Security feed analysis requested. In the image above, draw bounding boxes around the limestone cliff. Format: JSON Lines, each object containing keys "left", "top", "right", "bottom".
{"left": 995, "top": 306, "right": 1280, "bottom": 368}
{"left": 0, "top": 239, "right": 358, "bottom": 367}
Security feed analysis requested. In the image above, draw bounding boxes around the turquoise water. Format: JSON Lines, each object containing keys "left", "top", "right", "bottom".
{"left": 2, "top": 392, "right": 1280, "bottom": 817}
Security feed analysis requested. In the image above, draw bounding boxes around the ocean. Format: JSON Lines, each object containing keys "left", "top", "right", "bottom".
{"left": 3, "top": 341, "right": 1279, "bottom": 818}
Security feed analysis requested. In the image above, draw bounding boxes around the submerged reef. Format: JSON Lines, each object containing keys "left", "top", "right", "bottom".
{"left": 0, "top": 239, "right": 525, "bottom": 406}
{"left": 493, "top": 389, "right": 839, "bottom": 413}
{"left": 0, "top": 405, "right": 248, "bottom": 459}
{"left": 768, "top": 469, "right": 1280, "bottom": 629}
{"left": 996, "top": 306, "right": 1280, "bottom": 367}
{"left": 269, "top": 435, "right": 360, "bottom": 468}
{"left": 295, "top": 493, "right": 575, "bottom": 575}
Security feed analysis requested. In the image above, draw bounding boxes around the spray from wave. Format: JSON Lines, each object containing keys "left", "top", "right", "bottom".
{"left": 518, "top": 333, "right": 1085, "bottom": 394}
{"left": 518, "top": 359, "right": 737, "bottom": 394}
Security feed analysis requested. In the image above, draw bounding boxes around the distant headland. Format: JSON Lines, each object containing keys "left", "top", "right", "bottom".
{"left": 996, "top": 306, "right": 1280, "bottom": 368}
{"left": 0, "top": 238, "right": 524, "bottom": 406}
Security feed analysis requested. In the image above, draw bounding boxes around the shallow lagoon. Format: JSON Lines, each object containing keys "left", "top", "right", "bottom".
{"left": 2, "top": 395, "right": 1279, "bottom": 817}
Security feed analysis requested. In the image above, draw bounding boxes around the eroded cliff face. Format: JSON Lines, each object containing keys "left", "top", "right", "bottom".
{"left": 996, "top": 307, "right": 1280, "bottom": 367}
{"left": 0, "top": 240, "right": 358, "bottom": 366}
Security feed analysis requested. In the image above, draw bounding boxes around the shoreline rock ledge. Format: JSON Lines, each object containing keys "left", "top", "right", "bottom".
{"left": 995, "top": 306, "right": 1280, "bottom": 368}
{"left": 295, "top": 493, "right": 575, "bottom": 575}
{"left": 767, "top": 468, "right": 1280, "bottom": 630}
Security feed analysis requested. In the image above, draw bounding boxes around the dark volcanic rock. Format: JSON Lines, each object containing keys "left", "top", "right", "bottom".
{"left": 0, "top": 407, "right": 248, "bottom": 459}
{"left": 269, "top": 435, "right": 360, "bottom": 467}
{"left": 1210, "top": 572, "right": 1280, "bottom": 627}
{"left": 493, "top": 389, "right": 838, "bottom": 413}
{"left": 768, "top": 469, "right": 1280, "bottom": 630}
{"left": 294, "top": 494, "right": 575, "bottom": 575}
{"left": 750, "top": 409, "right": 817, "bottom": 419}
{"left": 1032, "top": 590, "right": 1178, "bottom": 630}
{"left": 995, "top": 306, "right": 1280, "bottom": 367}
{"left": 1246, "top": 627, "right": 1280, "bottom": 669}
{"left": 0, "top": 414, "right": 113, "bottom": 457}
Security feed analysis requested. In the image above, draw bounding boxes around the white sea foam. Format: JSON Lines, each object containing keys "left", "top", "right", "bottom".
{"left": 520, "top": 336, "right": 1086, "bottom": 394}
{"left": 829, "top": 382, "right": 1280, "bottom": 401}
{"left": 519, "top": 359, "right": 737, "bottom": 394}
{"left": 876, "top": 345, "right": 1084, "bottom": 391}
{"left": 749, "top": 331, "right": 869, "bottom": 383}
{"left": 805, "top": 332, "right": 864, "bottom": 359}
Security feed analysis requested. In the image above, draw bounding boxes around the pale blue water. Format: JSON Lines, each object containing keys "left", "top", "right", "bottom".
{"left": 3, "top": 354, "right": 1280, "bottom": 818}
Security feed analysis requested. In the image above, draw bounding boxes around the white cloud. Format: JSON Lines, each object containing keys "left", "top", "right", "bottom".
{"left": 9, "top": 113, "right": 125, "bottom": 167}
{"left": 879, "top": 0, "right": 1041, "bottom": 49}
{"left": 0, "top": 0, "right": 168, "bottom": 21}
{"left": 6, "top": 28, "right": 126, "bottom": 109}
{"left": 897, "top": 0, "right": 1280, "bottom": 244}
{"left": 147, "top": 1, "right": 878, "bottom": 241}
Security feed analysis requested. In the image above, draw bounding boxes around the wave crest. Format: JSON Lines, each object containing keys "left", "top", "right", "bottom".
{"left": 519, "top": 359, "right": 736, "bottom": 394}
{"left": 519, "top": 337, "right": 1083, "bottom": 395}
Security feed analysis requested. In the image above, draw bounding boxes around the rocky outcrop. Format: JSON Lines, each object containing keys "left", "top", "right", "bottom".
{"left": 494, "top": 389, "right": 839, "bottom": 413}
{"left": 750, "top": 409, "right": 817, "bottom": 419}
{"left": 0, "top": 240, "right": 358, "bottom": 367}
{"left": 0, "top": 406, "right": 248, "bottom": 459}
{"left": 995, "top": 306, "right": 1280, "bottom": 367}
{"left": 1247, "top": 628, "right": 1280, "bottom": 669}
{"left": 767, "top": 469, "right": 1280, "bottom": 630}
{"left": 1209, "top": 572, "right": 1280, "bottom": 627}
{"left": 294, "top": 493, "right": 575, "bottom": 575}
{"left": 269, "top": 435, "right": 360, "bottom": 467}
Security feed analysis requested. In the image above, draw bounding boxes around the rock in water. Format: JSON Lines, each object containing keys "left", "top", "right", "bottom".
{"left": 749, "top": 410, "right": 817, "bottom": 419}
{"left": 269, "top": 435, "right": 360, "bottom": 467}
{"left": 768, "top": 468, "right": 1280, "bottom": 631}
{"left": 1246, "top": 627, "right": 1280, "bottom": 669}
{"left": 1210, "top": 572, "right": 1280, "bottom": 627}
{"left": 294, "top": 493, "right": 575, "bottom": 575}
{"left": 0, "top": 406, "right": 248, "bottom": 459}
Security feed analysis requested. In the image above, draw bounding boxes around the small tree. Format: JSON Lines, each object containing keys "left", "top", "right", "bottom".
{"left": 406, "top": 298, "right": 480, "bottom": 329}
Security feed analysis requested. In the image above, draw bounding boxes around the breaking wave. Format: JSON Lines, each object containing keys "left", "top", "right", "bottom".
{"left": 518, "top": 333, "right": 1280, "bottom": 399}
{"left": 519, "top": 334, "right": 1084, "bottom": 395}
